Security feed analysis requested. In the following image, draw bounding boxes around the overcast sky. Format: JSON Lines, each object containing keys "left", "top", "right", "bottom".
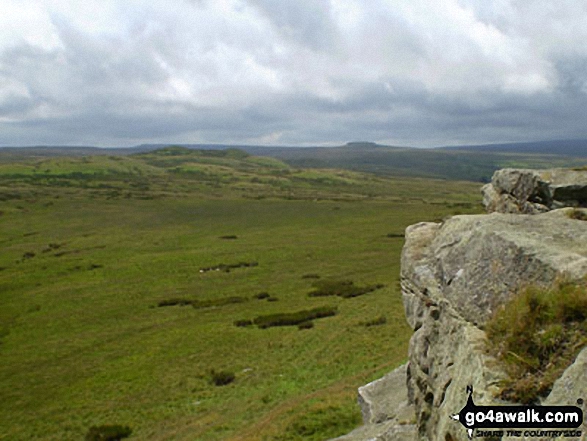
{"left": 1, "top": 0, "right": 587, "bottom": 147}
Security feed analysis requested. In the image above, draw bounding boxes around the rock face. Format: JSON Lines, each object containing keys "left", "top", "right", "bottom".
{"left": 402, "top": 210, "right": 587, "bottom": 441}
{"left": 482, "top": 168, "right": 587, "bottom": 213}
{"left": 330, "top": 364, "right": 417, "bottom": 441}
{"left": 332, "top": 168, "right": 587, "bottom": 441}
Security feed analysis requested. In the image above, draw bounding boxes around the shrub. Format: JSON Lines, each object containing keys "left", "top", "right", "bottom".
{"left": 219, "top": 235, "right": 238, "bottom": 239}
{"left": 234, "top": 319, "right": 253, "bottom": 327}
{"left": 302, "top": 273, "right": 321, "bottom": 279}
{"left": 308, "top": 280, "right": 384, "bottom": 299}
{"left": 210, "top": 369, "right": 235, "bottom": 386}
{"left": 386, "top": 233, "right": 405, "bottom": 238}
{"left": 253, "top": 306, "right": 337, "bottom": 329}
{"left": 298, "top": 321, "right": 314, "bottom": 330}
{"left": 85, "top": 424, "right": 132, "bottom": 441}
{"left": 485, "top": 280, "right": 587, "bottom": 404}
{"left": 253, "top": 292, "right": 270, "bottom": 300}
{"left": 158, "top": 298, "right": 193, "bottom": 307}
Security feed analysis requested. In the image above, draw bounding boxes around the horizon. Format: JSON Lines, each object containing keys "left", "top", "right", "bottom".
{"left": 2, "top": 138, "right": 587, "bottom": 151}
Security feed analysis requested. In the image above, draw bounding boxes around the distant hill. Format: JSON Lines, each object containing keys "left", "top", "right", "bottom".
{"left": 241, "top": 141, "right": 587, "bottom": 182}
{"left": 439, "top": 139, "right": 587, "bottom": 156}
{"left": 2, "top": 139, "right": 587, "bottom": 182}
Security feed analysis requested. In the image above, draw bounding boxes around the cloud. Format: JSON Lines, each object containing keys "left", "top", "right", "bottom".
{"left": 0, "top": 0, "right": 587, "bottom": 147}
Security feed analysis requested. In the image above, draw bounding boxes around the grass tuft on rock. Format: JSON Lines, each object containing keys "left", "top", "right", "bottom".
{"left": 567, "top": 208, "right": 587, "bottom": 221}
{"left": 485, "top": 279, "right": 587, "bottom": 404}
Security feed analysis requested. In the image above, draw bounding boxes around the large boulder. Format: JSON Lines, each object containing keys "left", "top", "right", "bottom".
{"left": 401, "top": 208, "right": 587, "bottom": 441}
{"left": 482, "top": 168, "right": 587, "bottom": 214}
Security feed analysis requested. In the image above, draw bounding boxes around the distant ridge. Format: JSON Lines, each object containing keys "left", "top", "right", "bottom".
{"left": 2, "top": 140, "right": 587, "bottom": 182}
{"left": 439, "top": 139, "right": 587, "bottom": 157}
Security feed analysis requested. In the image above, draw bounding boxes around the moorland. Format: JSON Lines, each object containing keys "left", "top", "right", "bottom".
{"left": 0, "top": 145, "right": 495, "bottom": 440}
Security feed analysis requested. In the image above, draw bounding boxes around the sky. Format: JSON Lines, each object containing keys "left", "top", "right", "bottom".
{"left": 1, "top": 0, "right": 587, "bottom": 148}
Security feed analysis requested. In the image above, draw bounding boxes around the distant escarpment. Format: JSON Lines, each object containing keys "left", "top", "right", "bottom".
{"left": 333, "top": 168, "right": 587, "bottom": 441}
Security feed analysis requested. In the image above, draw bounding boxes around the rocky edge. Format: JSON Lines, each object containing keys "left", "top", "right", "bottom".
{"left": 333, "top": 168, "right": 587, "bottom": 441}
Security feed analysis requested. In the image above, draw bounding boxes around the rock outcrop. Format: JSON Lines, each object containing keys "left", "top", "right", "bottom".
{"left": 482, "top": 168, "right": 587, "bottom": 213}
{"left": 331, "top": 364, "right": 417, "bottom": 441}
{"left": 402, "top": 209, "right": 587, "bottom": 441}
{"left": 332, "top": 168, "right": 587, "bottom": 441}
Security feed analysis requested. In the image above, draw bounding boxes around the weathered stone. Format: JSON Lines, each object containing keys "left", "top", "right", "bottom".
{"left": 404, "top": 209, "right": 587, "bottom": 326}
{"left": 401, "top": 208, "right": 587, "bottom": 441}
{"left": 482, "top": 168, "right": 587, "bottom": 213}
{"left": 329, "top": 364, "right": 417, "bottom": 441}
{"left": 358, "top": 364, "right": 414, "bottom": 425}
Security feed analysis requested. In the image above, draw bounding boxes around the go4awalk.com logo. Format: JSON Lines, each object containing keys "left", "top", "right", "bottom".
{"left": 451, "top": 386, "right": 584, "bottom": 439}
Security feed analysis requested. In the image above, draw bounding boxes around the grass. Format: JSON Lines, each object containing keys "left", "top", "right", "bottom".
{"left": 308, "top": 279, "right": 385, "bottom": 299}
{"left": 485, "top": 279, "right": 587, "bottom": 404}
{"left": 0, "top": 147, "right": 482, "bottom": 440}
{"left": 567, "top": 208, "right": 587, "bottom": 221}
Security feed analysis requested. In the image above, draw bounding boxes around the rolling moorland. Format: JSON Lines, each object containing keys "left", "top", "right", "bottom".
{"left": 2, "top": 138, "right": 587, "bottom": 182}
{"left": 0, "top": 146, "right": 484, "bottom": 440}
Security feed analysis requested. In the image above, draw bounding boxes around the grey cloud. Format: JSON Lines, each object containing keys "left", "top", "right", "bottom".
{"left": 2, "top": 0, "right": 587, "bottom": 147}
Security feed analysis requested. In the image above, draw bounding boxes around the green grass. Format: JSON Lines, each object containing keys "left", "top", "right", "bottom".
{"left": 0, "top": 148, "right": 482, "bottom": 440}
{"left": 486, "top": 280, "right": 587, "bottom": 404}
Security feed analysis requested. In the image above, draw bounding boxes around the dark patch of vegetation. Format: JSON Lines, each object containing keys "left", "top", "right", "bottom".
{"left": 252, "top": 306, "right": 337, "bottom": 329}
{"left": 157, "top": 298, "right": 193, "bottom": 307}
{"left": 210, "top": 369, "right": 235, "bottom": 386}
{"left": 84, "top": 424, "right": 132, "bottom": 441}
{"left": 158, "top": 296, "right": 247, "bottom": 309}
{"left": 302, "top": 273, "right": 320, "bottom": 279}
{"left": 219, "top": 235, "right": 238, "bottom": 239}
{"left": 42, "top": 242, "right": 65, "bottom": 253}
{"left": 567, "top": 208, "right": 587, "bottom": 221}
{"left": 88, "top": 263, "right": 103, "bottom": 270}
{"left": 360, "top": 315, "right": 387, "bottom": 327}
{"left": 486, "top": 280, "right": 587, "bottom": 404}
{"left": 193, "top": 296, "right": 247, "bottom": 309}
{"left": 266, "top": 296, "right": 278, "bottom": 302}
{"left": 199, "top": 261, "right": 258, "bottom": 273}
{"left": 22, "top": 252, "right": 35, "bottom": 260}
{"left": 234, "top": 319, "right": 253, "bottom": 327}
{"left": 253, "top": 292, "right": 270, "bottom": 300}
{"left": 386, "top": 233, "right": 405, "bottom": 238}
{"left": 298, "top": 321, "right": 314, "bottom": 330}
{"left": 308, "top": 280, "right": 384, "bottom": 299}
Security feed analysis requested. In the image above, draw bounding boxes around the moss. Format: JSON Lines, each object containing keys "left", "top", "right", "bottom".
{"left": 486, "top": 279, "right": 587, "bottom": 404}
